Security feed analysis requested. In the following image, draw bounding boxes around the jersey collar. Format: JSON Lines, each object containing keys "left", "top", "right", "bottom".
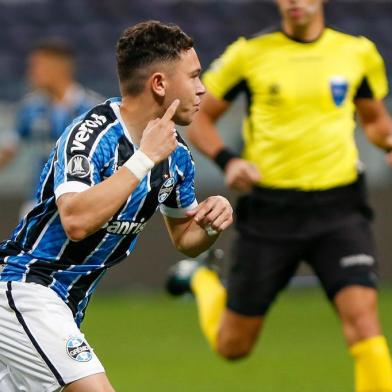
{"left": 110, "top": 100, "right": 135, "bottom": 146}
{"left": 281, "top": 27, "right": 327, "bottom": 44}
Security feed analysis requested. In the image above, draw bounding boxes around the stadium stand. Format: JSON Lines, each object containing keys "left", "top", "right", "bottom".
{"left": 0, "top": 0, "right": 391, "bottom": 101}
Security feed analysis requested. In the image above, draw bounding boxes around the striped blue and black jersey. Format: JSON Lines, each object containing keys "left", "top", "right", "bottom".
{"left": 0, "top": 97, "right": 197, "bottom": 325}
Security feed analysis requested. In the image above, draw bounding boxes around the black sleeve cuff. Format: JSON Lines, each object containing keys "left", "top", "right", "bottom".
{"left": 213, "top": 148, "right": 239, "bottom": 171}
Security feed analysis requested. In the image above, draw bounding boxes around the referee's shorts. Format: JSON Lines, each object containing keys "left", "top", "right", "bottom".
{"left": 227, "top": 174, "right": 378, "bottom": 317}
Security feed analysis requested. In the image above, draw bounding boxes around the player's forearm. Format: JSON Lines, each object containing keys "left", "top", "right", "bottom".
{"left": 58, "top": 167, "right": 141, "bottom": 241}
{"left": 175, "top": 221, "right": 219, "bottom": 258}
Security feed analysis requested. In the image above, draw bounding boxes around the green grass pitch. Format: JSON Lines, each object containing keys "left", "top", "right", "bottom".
{"left": 83, "top": 285, "right": 392, "bottom": 392}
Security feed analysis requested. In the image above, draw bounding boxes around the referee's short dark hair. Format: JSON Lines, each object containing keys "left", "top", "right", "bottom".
{"left": 30, "top": 38, "right": 75, "bottom": 59}
{"left": 116, "top": 20, "right": 194, "bottom": 96}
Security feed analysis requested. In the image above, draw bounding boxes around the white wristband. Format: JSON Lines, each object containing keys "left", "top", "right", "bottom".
{"left": 124, "top": 150, "right": 154, "bottom": 180}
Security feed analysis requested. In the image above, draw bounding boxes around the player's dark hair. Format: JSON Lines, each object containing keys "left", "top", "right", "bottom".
{"left": 30, "top": 38, "right": 75, "bottom": 59}
{"left": 116, "top": 20, "right": 194, "bottom": 96}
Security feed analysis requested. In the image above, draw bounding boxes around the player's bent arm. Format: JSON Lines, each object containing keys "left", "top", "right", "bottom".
{"left": 355, "top": 98, "right": 392, "bottom": 151}
{"left": 57, "top": 99, "right": 180, "bottom": 241}
{"left": 163, "top": 216, "right": 218, "bottom": 258}
{"left": 57, "top": 167, "right": 142, "bottom": 242}
{"left": 163, "top": 196, "right": 233, "bottom": 258}
{"left": 187, "top": 92, "right": 231, "bottom": 159}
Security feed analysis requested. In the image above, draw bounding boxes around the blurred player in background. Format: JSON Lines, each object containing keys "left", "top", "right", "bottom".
{"left": 0, "top": 39, "right": 102, "bottom": 217}
{"left": 0, "top": 21, "right": 232, "bottom": 391}
{"left": 167, "top": 0, "right": 392, "bottom": 390}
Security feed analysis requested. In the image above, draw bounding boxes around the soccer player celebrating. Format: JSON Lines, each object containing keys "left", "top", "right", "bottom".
{"left": 167, "top": 0, "right": 392, "bottom": 390}
{"left": 0, "top": 21, "right": 233, "bottom": 392}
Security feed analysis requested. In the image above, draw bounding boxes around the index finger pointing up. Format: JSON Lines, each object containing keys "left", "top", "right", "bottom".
{"left": 161, "top": 99, "right": 180, "bottom": 122}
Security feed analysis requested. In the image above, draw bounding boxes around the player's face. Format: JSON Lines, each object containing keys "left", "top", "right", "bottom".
{"left": 165, "top": 48, "right": 206, "bottom": 126}
{"left": 276, "top": 0, "right": 324, "bottom": 27}
{"left": 27, "top": 52, "right": 71, "bottom": 90}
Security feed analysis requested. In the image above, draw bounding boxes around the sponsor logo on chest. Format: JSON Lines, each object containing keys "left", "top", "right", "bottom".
{"left": 103, "top": 219, "right": 147, "bottom": 235}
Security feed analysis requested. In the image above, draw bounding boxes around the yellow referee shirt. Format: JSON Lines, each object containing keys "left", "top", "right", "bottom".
{"left": 203, "top": 28, "right": 388, "bottom": 190}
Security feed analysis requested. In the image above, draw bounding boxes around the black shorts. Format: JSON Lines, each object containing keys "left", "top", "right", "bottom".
{"left": 227, "top": 175, "right": 378, "bottom": 316}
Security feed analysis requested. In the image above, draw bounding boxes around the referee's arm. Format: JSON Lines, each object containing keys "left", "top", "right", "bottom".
{"left": 187, "top": 92, "right": 229, "bottom": 158}
{"left": 355, "top": 98, "right": 392, "bottom": 164}
{"left": 187, "top": 92, "right": 260, "bottom": 191}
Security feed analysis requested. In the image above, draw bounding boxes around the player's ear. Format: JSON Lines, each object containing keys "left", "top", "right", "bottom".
{"left": 150, "top": 72, "right": 166, "bottom": 98}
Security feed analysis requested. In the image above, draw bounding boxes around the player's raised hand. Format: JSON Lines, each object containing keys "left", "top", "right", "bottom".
{"left": 140, "top": 99, "right": 180, "bottom": 164}
{"left": 225, "top": 157, "right": 261, "bottom": 192}
{"left": 186, "top": 196, "right": 233, "bottom": 235}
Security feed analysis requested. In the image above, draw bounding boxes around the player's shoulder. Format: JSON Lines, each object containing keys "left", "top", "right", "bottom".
{"left": 326, "top": 27, "right": 377, "bottom": 50}
{"left": 74, "top": 99, "right": 118, "bottom": 130}
{"left": 247, "top": 25, "right": 281, "bottom": 41}
{"left": 216, "top": 26, "right": 281, "bottom": 62}
{"left": 243, "top": 25, "right": 283, "bottom": 47}
{"left": 61, "top": 98, "right": 120, "bottom": 151}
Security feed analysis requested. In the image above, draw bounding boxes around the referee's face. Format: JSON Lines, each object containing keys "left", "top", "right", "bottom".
{"left": 276, "top": 0, "right": 324, "bottom": 26}
{"left": 164, "top": 48, "right": 206, "bottom": 126}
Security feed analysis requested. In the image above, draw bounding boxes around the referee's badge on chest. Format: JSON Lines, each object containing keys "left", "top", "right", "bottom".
{"left": 158, "top": 176, "right": 175, "bottom": 203}
{"left": 330, "top": 76, "right": 348, "bottom": 107}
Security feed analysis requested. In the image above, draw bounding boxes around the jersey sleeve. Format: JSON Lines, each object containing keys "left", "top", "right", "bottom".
{"left": 203, "top": 37, "right": 248, "bottom": 102}
{"left": 355, "top": 36, "right": 389, "bottom": 100}
{"left": 53, "top": 111, "right": 114, "bottom": 200}
{"left": 160, "top": 142, "right": 197, "bottom": 218}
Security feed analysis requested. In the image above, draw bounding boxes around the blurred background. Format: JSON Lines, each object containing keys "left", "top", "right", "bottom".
{"left": 0, "top": 1, "right": 392, "bottom": 390}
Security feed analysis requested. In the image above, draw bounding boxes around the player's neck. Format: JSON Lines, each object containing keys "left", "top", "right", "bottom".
{"left": 119, "top": 95, "right": 162, "bottom": 146}
{"left": 282, "top": 16, "right": 325, "bottom": 42}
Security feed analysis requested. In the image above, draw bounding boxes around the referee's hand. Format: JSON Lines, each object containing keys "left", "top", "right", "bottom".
{"left": 225, "top": 158, "right": 261, "bottom": 192}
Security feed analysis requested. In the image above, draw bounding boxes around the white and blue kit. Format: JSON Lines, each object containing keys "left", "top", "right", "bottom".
{"left": 0, "top": 97, "right": 197, "bottom": 391}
